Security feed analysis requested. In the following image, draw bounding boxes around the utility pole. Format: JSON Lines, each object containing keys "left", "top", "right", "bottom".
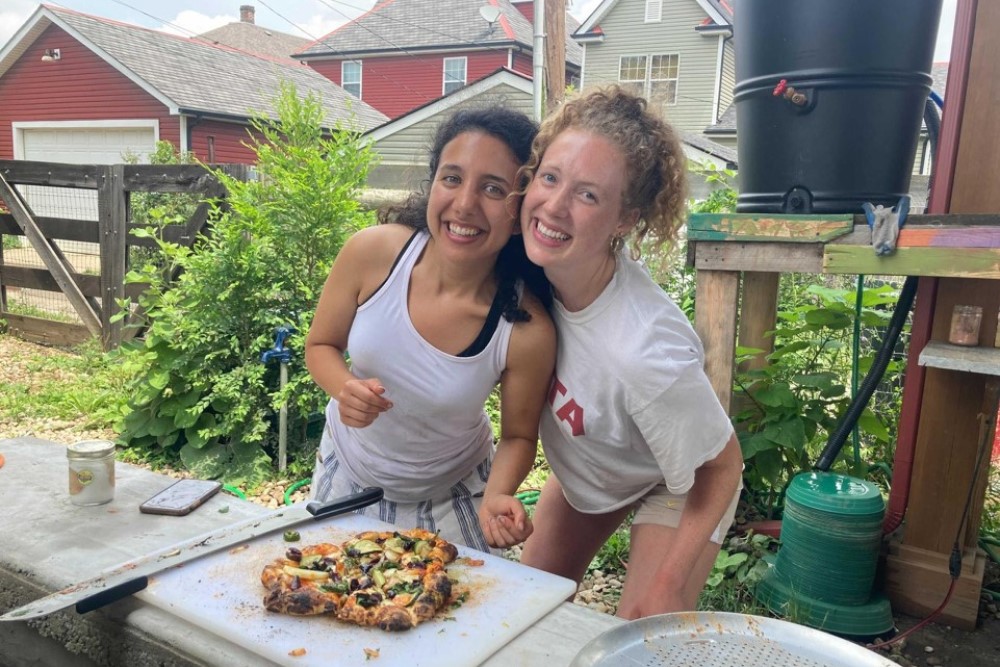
{"left": 545, "top": 0, "right": 566, "bottom": 110}
{"left": 533, "top": 0, "right": 545, "bottom": 122}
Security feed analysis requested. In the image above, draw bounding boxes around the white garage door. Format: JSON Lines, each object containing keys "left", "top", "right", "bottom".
{"left": 22, "top": 126, "right": 156, "bottom": 165}
{"left": 18, "top": 125, "right": 155, "bottom": 223}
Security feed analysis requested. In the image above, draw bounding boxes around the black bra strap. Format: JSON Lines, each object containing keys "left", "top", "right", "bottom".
{"left": 458, "top": 287, "right": 506, "bottom": 358}
{"left": 359, "top": 228, "right": 421, "bottom": 307}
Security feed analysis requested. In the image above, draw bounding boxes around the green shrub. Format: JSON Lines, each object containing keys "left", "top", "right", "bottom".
{"left": 117, "top": 82, "right": 376, "bottom": 487}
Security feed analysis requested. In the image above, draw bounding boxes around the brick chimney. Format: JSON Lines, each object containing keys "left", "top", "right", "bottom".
{"left": 240, "top": 5, "right": 255, "bottom": 24}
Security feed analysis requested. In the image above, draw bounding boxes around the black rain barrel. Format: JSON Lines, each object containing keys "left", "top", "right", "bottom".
{"left": 734, "top": 0, "right": 944, "bottom": 214}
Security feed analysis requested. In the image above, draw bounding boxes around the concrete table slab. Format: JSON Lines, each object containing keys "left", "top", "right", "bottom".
{"left": 0, "top": 437, "right": 621, "bottom": 666}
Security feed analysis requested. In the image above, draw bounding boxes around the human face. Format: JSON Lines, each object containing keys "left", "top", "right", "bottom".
{"left": 521, "top": 129, "right": 636, "bottom": 296}
{"left": 426, "top": 131, "right": 522, "bottom": 265}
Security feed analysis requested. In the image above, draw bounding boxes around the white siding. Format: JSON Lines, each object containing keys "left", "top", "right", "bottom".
{"left": 579, "top": 0, "right": 720, "bottom": 132}
{"left": 368, "top": 84, "right": 534, "bottom": 190}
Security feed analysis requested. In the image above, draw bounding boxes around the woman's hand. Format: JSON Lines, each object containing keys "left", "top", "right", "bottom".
{"left": 479, "top": 494, "right": 533, "bottom": 548}
{"left": 337, "top": 377, "right": 393, "bottom": 427}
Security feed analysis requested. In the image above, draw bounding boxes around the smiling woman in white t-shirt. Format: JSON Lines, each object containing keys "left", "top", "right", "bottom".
{"left": 517, "top": 86, "right": 745, "bottom": 619}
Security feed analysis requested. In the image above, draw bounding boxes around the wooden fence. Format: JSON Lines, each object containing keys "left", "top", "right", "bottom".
{"left": 0, "top": 160, "right": 248, "bottom": 350}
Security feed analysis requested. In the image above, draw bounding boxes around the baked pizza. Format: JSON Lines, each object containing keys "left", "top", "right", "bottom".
{"left": 261, "top": 528, "right": 463, "bottom": 631}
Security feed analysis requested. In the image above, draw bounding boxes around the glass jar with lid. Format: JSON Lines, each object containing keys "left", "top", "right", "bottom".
{"left": 67, "top": 440, "right": 116, "bottom": 506}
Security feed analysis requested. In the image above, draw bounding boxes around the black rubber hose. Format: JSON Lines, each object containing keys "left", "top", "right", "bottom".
{"left": 815, "top": 275, "right": 919, "bottom": 470}
{"left": 923, "top": 97, "right": 941, "bottom": 176}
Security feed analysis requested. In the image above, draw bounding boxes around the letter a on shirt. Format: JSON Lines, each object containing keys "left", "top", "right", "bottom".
{"left": 549, "top": 375, "right": 585, "bottom": 436}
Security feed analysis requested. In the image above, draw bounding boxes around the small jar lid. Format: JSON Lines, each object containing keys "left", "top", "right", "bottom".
{"left": 67, "top": 440, "right": 116, "bottom": 459}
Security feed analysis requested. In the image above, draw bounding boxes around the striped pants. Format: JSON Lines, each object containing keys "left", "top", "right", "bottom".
{"left": 310, "top": 446, "right": 498, "bottom": 555}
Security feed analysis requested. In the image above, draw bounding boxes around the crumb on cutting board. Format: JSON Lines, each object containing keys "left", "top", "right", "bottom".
{"left": 288, "top": 648, "right": 307, "bottom": 657}
{"left": 364, "top": 647, "right": 380, "bottom": 660}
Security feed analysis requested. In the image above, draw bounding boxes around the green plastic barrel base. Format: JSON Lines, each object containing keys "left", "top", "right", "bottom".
{"left": 755, "top": 568, "right": 894, "bottom": 638}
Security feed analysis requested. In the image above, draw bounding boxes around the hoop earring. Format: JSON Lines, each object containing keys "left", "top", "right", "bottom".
{"left": 610, "top": 233, "right": 625, "bottom": 254}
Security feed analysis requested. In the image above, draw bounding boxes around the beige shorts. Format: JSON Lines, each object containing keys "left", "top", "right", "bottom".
{"left": 632, "top": 484, "right": 742, "bottom": 544}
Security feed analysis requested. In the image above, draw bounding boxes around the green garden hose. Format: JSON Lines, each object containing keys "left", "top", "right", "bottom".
{"left": 516, "top": 489, "right": 541, "bottom": 506}
{"left": 284, "top": 478, "right": 311, "bottom": 505}
{"left": 222, "top": 485, "right": 246, "bottom": 499}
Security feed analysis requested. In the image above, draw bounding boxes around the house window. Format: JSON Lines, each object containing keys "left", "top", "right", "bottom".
{"left": 207, "top": 136, "right": 216, "bottom": 163}
{"left": 618, "top": 56, "right": 647, "bottom": 97}
{"left": 645, "top": 0, "right": 662, "bottom": 22}
{"left": 342, "top": 61, "right": 362, "bottom": 98}
{"left": 443, "top": 57, "right": 467, "bottom": 95}
{"left": 648, "top": 54, "right": 679, "bottom": 107}
{"left": 618, "top": 53, "right": 679, "bottom": 106}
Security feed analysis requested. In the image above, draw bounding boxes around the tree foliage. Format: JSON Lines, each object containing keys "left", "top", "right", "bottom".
{"left": 117, "top": 82, "right": 376, "bottom": 486}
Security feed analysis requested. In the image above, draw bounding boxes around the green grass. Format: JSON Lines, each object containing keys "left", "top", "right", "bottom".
{"left": 0, "top": 337, "right": 131, "bottom": 431}
{"left": 5, "top": 301, "right": 78, "bottom": 323}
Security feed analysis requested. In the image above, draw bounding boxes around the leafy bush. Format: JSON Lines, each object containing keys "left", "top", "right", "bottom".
{"left": 698, "top": 532, "right": 776, "bottom": 613}
{"left": 735, "top": 282, "right": 905, "bottom": 518}
{"left": 117, "top": 82, "right": 376, "bottom": 486}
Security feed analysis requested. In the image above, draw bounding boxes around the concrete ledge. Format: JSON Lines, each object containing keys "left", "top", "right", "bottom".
{"left": 0, "top": 437, "right": 271, "bottom": 667}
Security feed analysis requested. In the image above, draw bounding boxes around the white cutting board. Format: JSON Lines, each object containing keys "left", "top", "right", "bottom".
{"left": 138, "top": 514, "right": 577, "bottom": 667}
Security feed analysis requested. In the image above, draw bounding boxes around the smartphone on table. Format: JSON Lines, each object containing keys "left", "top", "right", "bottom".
{"left": 139, "top": 479, "right": 222, "bottom": 516}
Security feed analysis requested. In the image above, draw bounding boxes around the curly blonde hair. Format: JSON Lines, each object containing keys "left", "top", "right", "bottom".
{"left": 520, "top": 85, "right": 688, "bottom": 258}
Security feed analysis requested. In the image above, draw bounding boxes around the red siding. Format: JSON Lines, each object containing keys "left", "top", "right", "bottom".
{"left": 309, "top": 50, "right": 511, "bottom": 119}
{"left": 511, "top": 52, "right": 533, "bottom": 77}
{"left": 512, "top": 1, "right": 535, "bottom": 23}
{"left": 0, "top": 25, "right": 257, "bottom": 165}
{"left": 189, "top": 119, "right": 262, "bottom": 164}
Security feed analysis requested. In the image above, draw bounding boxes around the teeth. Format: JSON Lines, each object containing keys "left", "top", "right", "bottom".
{"left": 448, "top": 223, "right": 481, "bottom": 237}
{"left": 537, "top": 221, "right": 569, "bottom": 241}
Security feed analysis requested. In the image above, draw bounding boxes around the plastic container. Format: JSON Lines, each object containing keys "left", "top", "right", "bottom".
{"left": 67, "top": 440, "right": 116, "bottom": 506}
{"left": 734, "top": 0, "right": 944, "bottom": 214}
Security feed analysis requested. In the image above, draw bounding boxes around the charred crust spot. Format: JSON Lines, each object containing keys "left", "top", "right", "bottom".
{"left": 376, "top": 606, "right": 415, "bottom": 632}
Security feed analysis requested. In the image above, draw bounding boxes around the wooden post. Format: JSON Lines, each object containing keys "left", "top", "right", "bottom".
{"left": 544, "top": 0, "right": 566, "bottom": 110}
{"left": 694, "top": 269, "right": 740, "bottom": 411}
{"left": 884, "top": 0, "right": 1000, "bottom": 630}
{"left": 97, "top": 164, "right": 127, "bottom": 350}
{"left": 737, "top": 272, "right": 780, "bottom": 372}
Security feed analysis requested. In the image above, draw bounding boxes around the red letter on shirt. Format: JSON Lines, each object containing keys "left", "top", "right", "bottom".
{"left": 549, "top": 375, "right": 585, "bottom": 436}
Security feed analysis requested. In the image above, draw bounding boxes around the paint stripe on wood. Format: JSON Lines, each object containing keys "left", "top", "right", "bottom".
{"left": 823, "top": 245, "right": 1000, "bottom": 278}
{"left": 688, "top": 213, "right": 854, "bottom": 242}
{"left": 898, "top": 226, "right": 1000, "bottom": 248}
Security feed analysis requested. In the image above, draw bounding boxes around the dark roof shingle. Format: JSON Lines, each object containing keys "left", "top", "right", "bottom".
{"left": 298, "top": 0, "right": 581, "bottom": 67}
{"left": 194, "top": 21, "right": 310, "bottom": 61}
{"left": 22, "top": 6, "right": 387, "bottom": 131}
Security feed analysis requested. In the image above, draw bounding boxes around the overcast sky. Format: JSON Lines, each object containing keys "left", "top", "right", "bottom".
{"left": 0, "top": 0, "right": 958, "bottom": 63}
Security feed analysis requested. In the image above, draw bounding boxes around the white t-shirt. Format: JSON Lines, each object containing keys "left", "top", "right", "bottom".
{"left": 541, "top": 253, "right": 734, "bottom": 513}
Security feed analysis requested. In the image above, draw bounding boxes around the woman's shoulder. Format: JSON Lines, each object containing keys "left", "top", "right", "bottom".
{"left": 342, "top": 224, "right": 419, "bottom": 266}
{"left": 518, "top": 291, "right": 555, "bottom": 335}
{"left": 509, "top": 290, "right": 556, "bottom": 358}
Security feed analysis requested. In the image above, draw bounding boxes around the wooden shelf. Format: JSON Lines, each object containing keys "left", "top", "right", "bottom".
{"left": 918, "top": 341, "right": 1000, "bottom": 377}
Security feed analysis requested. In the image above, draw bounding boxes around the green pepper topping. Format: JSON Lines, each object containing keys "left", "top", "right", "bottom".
{"left": 283, "top": 530, "right": 301, "bottom": 542}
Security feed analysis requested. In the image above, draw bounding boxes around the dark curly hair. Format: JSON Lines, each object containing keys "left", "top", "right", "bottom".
{"left": 519, "top": 85, "right": 688, "bottom": 258}
{"left": 378, "top": 107, "right": 551, "bottom": 319}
